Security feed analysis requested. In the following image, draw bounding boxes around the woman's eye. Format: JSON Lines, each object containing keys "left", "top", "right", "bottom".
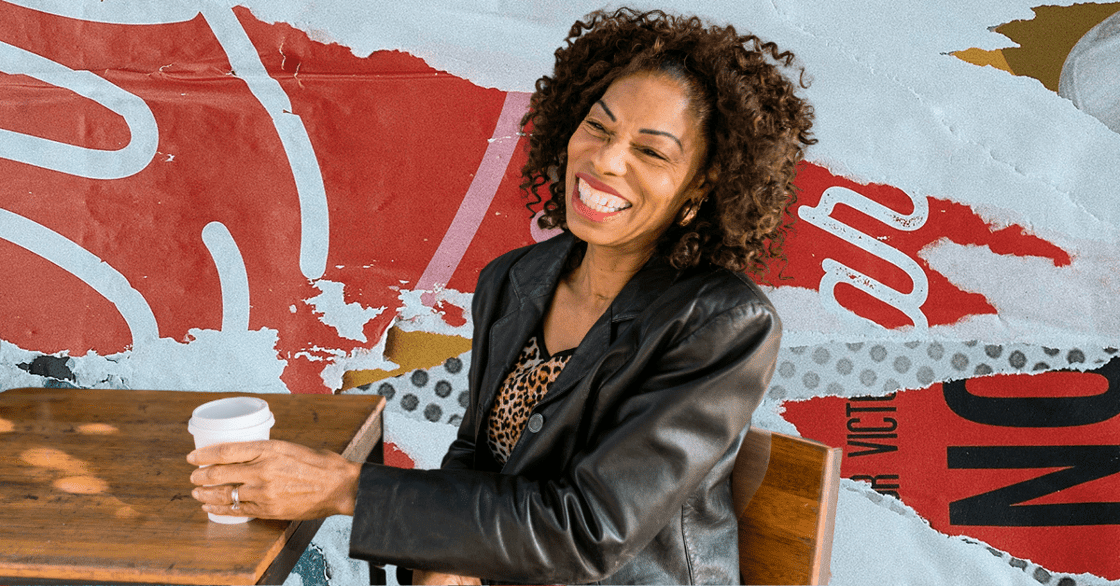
{"left": 640, "top": 147, "right": 667, "bottom": 161}
{"left": 585, "top": 120, "right": 606, "bottom": 133}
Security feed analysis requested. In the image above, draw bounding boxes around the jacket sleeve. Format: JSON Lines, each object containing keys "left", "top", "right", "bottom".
{"left": 350, "top": 299, "right": 780, "bottom": 583}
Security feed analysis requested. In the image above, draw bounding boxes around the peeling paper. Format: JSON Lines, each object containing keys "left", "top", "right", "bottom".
{"left": 239, "top": 0, "right": 1120, "bottom": 241}
{"left": 0, "top": 339, "right": 57, "bottom": 390}
{"left": 315, "top": 324, "right": 399, "bottom": 392}
{"left": 922, "top": 238, "right": 1120, "bottom": 347}
{"left": 79, "top": 329, "right": 290, "bottom": 393}
{"left": 830, "top": 480, "right": 1110, "bottom": 586}
{"left": 305, "top": 279, "right": 385, "bottom": 343}
{"left": 2, "top": 329, "right": 289, "bottom": 393}
{"left": 3, "top": 1, "right": 1118, "bottom": 585}
{"left": 394, "top": 287, "right": 474, "bottom": 338}
{"left": 382, "top": 410, "right": 459, "bottom": 470}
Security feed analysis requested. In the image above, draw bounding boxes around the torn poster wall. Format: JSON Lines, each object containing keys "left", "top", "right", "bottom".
{"left": 2, "top": 1, "right": 1119, "bottom": 585}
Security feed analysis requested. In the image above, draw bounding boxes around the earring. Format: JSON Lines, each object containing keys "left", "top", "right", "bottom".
{"left": 678, "top": 199, "right": 702, "bottom": 226}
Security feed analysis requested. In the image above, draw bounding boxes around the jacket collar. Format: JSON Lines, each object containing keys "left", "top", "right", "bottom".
{"left": 508, "top": 232, "right": 681, "bottom": 320}
{"left": 495, "top": 232, "right": 682, "bottom": 410}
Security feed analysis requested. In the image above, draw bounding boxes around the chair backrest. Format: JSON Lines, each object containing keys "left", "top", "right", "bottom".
{"left": 732, "top": 427, "right": 842, "bottom": 585}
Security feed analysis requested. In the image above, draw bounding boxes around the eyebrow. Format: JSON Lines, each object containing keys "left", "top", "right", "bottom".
{"left": 639, "top": 129, "right": 683, "bottom": 151}
{"left": 594, "top": 99, "right": 684, "bottom": 152}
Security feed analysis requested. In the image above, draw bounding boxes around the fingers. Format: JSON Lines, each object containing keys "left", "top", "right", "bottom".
{"left": 190, "top": 461, "right": 248, "bottom": 487}
{"left": 201, "top": 498, "right": 256, "bottom": 518}
{"left": 187, "top": 439, "right": 272, "bottom": 467}
{"left": 190, "top": 483, "right": 255, "bottom": 518}
{"left": 191, "top": 483, "right": 239, "bottom": 506}
{"left": 413, "top": 571, "right": 480, "bottom": 585}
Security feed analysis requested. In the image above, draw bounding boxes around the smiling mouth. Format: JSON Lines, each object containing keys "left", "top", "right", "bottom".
{"left": 577, "top": 178, "right": 632, "bottom": 214}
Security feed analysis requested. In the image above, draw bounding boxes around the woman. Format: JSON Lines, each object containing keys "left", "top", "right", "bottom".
{"left": 188, "top": 8, "right": 814, "bottom": 584}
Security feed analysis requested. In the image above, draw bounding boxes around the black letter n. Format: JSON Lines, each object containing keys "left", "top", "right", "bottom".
{"left": 948, "top": 445, "right": 1120, "bottom": 526}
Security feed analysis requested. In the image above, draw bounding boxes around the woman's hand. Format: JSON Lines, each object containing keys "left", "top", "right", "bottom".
{"left": 188, "top": 440, "right": 361, "bottom": 520}
{"left": 412, "top": 570, "right": 481, "bottom": 585}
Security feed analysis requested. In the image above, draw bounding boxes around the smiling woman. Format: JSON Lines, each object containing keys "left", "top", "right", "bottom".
{"left": 564, "top": 73, "right": 707, "bottom": 258}
{"left": 189, "top": 8, "right": 815, "bottom": 585}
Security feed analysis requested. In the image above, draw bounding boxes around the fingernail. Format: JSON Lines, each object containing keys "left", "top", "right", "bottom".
{"left": 192, "top": 489, "right": 200, "bottom": 499}
{"left": 187, "top": 452, "right": 197, "bottom": 465}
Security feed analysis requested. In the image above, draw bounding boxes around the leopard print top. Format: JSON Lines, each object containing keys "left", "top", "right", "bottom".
{"left": 486, "top": 332, "right": 573, "bottom": 465}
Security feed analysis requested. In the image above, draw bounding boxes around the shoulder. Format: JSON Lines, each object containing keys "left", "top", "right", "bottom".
{"left": 476, "top": 233, "right": 573, "bottom": 297}
{"left": 673, "top": 264, "right": 777, "bottom": 320}
{"left": 647, "top": 264, "right": 781, "bottom": 346}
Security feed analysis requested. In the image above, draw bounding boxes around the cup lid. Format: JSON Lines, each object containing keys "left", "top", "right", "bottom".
{"left": 188, "top": 396, "right": 273, "bottom": 432}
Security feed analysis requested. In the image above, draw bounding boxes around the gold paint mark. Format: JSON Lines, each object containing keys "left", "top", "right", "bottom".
{"left": 343, "top": 327, "right": 471, "bottom": 390}
{"left": 53, "top": 475, "right": 109, "bottom": 495}
{"left": 955, "top": 3, "right": 1120, "bottom": 92}
{"left": 952, "top": 47, "right": 1013, "bottom": 73}
{"left": 77, "top": 423, "right": 118, "bottom": 435}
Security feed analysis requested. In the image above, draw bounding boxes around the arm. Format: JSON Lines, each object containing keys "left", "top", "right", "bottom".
{"left": 350, "top": 300, "right": 780, "bottom": 583}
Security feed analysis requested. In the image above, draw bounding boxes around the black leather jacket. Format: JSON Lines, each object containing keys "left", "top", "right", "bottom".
{"left": 350, "top": 233, "right": 780, "bottom": 584}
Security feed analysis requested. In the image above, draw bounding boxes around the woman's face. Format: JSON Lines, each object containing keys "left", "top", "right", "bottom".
{"left": 564, "top": 72, "right": 707, "bottom": 259}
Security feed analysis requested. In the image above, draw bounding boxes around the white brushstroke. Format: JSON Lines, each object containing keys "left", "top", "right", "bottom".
{"left": 0, "top": 207, "right": 159, "bottom": 346}
{"left": 201, "top": 222, "right": 250, "bottom": 332}
{"left": 0, "top": 39, "right": 158, "bottom": 179}
{"left": 1060, "top": 10, "right": 1120, "bottom": 134}
{"left": 201, "top": 5, "right": 330, "bottom": 281}
{"left": 800, "top": 186, "right": 930, "bottom": 330}
{"left": 416, "top": 90, "right": 531, "bottom": 291}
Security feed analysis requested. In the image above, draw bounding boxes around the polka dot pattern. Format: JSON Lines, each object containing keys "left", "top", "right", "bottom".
{"left": 344, "top": 351, "right": 471, "bottom": 426}
{"left": 769, "top": 342, "right": 1116, "bottom": 401}
{"left": 346, "top": 343, "right": 1120, "bottom": 425}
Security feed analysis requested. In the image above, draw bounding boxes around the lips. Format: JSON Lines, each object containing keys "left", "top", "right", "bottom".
{"left": 571, "top": 173, "right": 631, "bottom": 222}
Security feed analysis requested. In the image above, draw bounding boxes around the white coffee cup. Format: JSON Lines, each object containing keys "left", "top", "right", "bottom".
{"left": 188, "top": 396, "right": 274, "bottom": 524}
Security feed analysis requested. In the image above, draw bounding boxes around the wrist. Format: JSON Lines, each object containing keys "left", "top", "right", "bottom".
{"left": 336, "top": 459, "right": 362, "bottom": 516}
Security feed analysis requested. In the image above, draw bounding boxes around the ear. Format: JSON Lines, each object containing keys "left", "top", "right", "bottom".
{"left": 676, "top": 194, "right": 706, "bottom": 227}
{"left": 688, "top": 166, "right": 716, "bottom": 199}
{"left": 677, "top": 167, "right": 714, "bottom": 226}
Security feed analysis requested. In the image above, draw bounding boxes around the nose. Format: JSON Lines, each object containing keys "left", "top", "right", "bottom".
{"left": 591, "top": 136, "right": 627, "bottom": 176}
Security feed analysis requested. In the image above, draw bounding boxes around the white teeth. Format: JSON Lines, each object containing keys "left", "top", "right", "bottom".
{"left": 578, "top": 179, "right": 630, "bottom": 213}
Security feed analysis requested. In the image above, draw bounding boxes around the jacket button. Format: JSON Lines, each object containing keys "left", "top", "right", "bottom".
{"left": 527, "top": 413, "right": 544, "bottom": 433}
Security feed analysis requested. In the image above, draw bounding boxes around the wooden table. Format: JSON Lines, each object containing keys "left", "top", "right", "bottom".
{"left": 0, "top": 387, "right": 385, "bottom": 585}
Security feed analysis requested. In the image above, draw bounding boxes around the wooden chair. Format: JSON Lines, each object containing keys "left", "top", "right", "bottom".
{"left": 732, "top": 428, "right": 842, "bottom": 585}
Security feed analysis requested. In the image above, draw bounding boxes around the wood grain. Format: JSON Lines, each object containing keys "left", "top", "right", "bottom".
{"left": 0, "top": 387, "right": 384, "bottom": 585}
{"left": 733, "top": 428, "right": 842, "bottom": 586}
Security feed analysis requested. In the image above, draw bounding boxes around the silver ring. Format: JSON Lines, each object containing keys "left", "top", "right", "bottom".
{"left": 231, "top": 486, "right": 241, "bottom": 510}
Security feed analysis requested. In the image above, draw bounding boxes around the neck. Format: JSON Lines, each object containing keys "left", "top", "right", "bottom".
{"left": 567, "top": 243, "right": 651, "bottom": 306}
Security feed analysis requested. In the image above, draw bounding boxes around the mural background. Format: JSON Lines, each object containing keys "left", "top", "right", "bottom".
{"left": 1, "top": 1, "right": 1118, "bottom": 584}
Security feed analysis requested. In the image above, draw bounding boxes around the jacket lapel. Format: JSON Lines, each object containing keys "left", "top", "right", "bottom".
{"left": 536, "top": 257, "right": 681, "bottom": 409}
{"left": 474, "top": 234, "right": 575, "bottom": 423}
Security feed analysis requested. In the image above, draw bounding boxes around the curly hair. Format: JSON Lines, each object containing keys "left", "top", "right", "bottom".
{"left": 520, "top": 7, "right": 816, "bottom": 276}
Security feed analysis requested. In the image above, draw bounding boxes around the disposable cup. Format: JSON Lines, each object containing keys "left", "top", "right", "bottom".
{"left": 188, "top": 396, "right": 274, "bottom": 524}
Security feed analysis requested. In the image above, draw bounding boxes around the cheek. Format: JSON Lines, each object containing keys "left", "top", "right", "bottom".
{"left": 566, "top": 131, "right": 593, "bottom": 160}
